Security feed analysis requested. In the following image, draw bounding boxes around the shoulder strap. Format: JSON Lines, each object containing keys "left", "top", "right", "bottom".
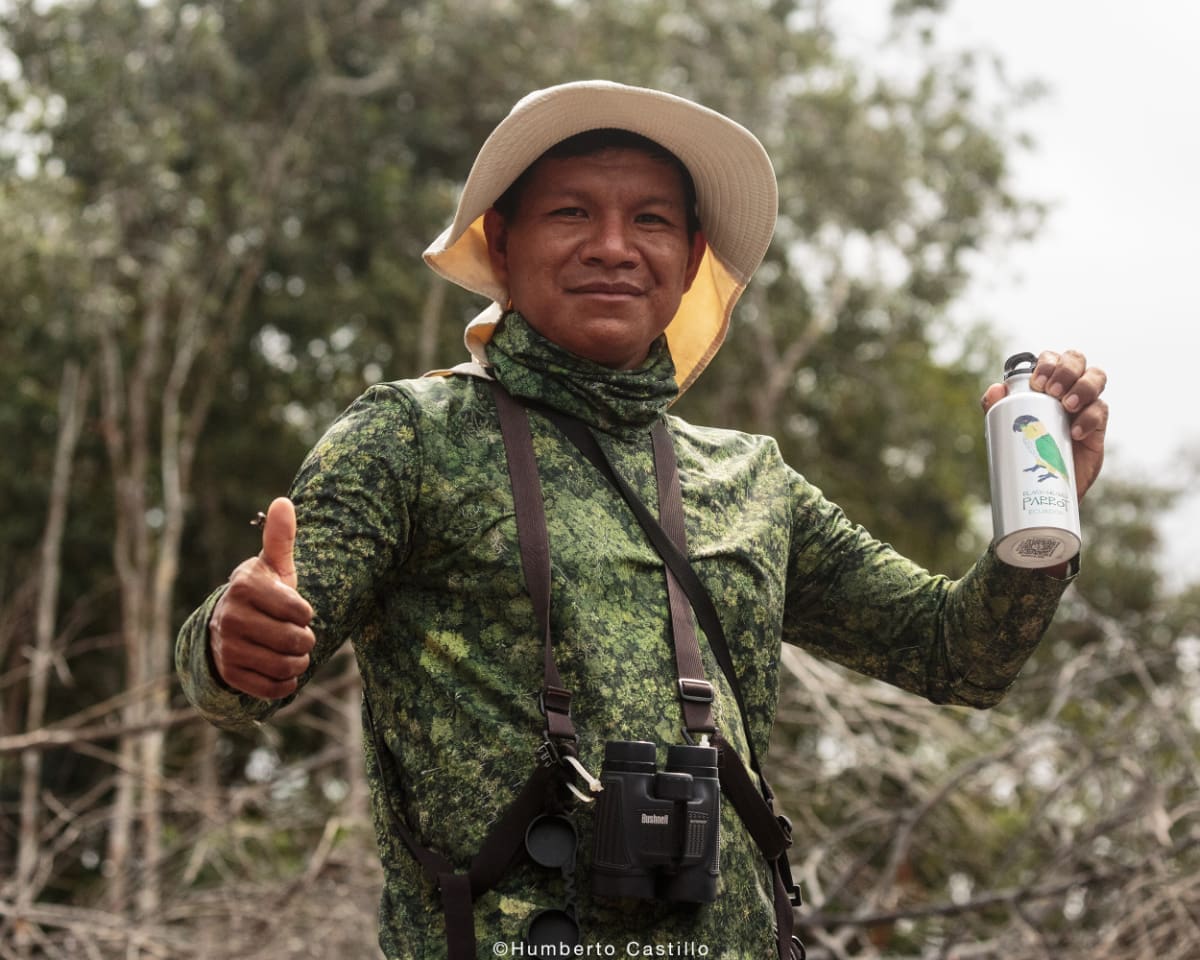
{"left": 491, "top": 383, "right": 804, "bottom": 958}
{"left": 491, "top": 383, "right": 579, "bottom": 755}
{"left": 539, "top": 407, "right": 761, "bottom": 765}
{"left": 362, "top": 696, "right": 562, "bottom": 959}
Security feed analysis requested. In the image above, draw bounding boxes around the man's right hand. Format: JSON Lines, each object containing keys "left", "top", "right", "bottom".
{"left": 209, "top": 496, "right": 316, "bottom": 699}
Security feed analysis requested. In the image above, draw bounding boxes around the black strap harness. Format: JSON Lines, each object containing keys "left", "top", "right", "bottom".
{"left": 365, "top": 380, "right": 804, "bottom": 958}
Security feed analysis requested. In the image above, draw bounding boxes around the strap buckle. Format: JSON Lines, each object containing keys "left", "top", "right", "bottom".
{"left": 677, "top": 678, "right": 714, "bottom": 704}
{"left": 537, "top": 686, "right": 578, "bottom": 769}
{"left": 538, "top": 687, "right": 573, "bottom": 718}
{"left": 536, "top": 737, "right": 563, "bottom": 768}
{"left": 775, "top": 816, "right": 803, "bottom": 907}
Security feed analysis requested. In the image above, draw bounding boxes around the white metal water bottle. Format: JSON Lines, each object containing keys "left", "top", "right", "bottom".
{"left": 985, "top": 352, "right": 1082, "bottom": 568}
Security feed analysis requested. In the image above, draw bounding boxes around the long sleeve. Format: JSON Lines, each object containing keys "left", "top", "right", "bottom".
{"left": 175, "top": 383, "right": 419, "bottom": 731}
{"left": 782, "top": 471, "right": 1073, "bottom": 707}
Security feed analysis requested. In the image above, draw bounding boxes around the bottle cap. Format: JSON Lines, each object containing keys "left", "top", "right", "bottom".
{"left": 1003, "top": 352, "right": 1038, "bottom": 379}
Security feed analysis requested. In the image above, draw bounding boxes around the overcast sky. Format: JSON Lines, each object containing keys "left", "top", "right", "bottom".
{"left": 834, "top": 1, "right": 1200, "bottom": 587}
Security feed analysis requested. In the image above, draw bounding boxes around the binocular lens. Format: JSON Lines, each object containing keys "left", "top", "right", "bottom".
{"left": 666, "top": 744, "right": 718, "bottom": 776}
{"left": 603, "top": 739, "right": 657, "bottom": 772}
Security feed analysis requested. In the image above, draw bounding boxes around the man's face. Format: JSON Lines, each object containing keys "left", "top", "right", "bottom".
{"left": 483, "top": 147, "right": 707, "bottom": 370}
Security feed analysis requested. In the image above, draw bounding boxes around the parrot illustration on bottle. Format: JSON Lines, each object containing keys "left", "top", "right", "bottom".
{"left": 1013, "top": 414, "right": 1070, "bottom": 483}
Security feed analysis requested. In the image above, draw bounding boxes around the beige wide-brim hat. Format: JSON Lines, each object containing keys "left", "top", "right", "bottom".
{"left": 423, "top": 80, "right": 778, "bottom": 396}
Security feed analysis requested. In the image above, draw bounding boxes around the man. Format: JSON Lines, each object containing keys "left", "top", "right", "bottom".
{"left": 177, "top": 81, "right": 1108, "bottom": 958}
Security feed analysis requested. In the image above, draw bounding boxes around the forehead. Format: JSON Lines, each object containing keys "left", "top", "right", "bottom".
{"left": 514, "top": 147, "right": 690, "bottom": 205}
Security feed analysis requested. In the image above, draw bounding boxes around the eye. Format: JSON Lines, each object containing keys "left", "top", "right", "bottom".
{"left": 635, "top": 211, "right": 675, "bottom": 227}
{"left": 551, "top": 206, "right": 587, "bottom": 219}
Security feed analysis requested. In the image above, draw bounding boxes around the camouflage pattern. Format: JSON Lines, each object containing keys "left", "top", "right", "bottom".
{"left": 177, "top": 312, "right": 1073, "bottom": 958}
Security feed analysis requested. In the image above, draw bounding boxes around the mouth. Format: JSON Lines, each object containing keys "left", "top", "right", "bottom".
{"left": 569, "top": 282, "right": 644, "bottom": 299}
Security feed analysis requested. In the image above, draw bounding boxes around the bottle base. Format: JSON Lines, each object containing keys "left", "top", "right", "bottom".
{"left": 994, "top": 527, "right": 1080, "bottom": 569}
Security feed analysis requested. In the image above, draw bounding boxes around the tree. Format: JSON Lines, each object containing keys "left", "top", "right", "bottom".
{"left": 1, "top": 0, "right": 344, "bottom": 920}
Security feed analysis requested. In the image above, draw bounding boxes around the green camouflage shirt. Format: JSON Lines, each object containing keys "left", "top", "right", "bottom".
{"left": 177, "top": 312, "right": 1071, "bottom": 958}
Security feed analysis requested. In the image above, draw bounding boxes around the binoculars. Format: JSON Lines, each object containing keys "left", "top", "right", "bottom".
{"left": 590, "top": 740, "right": 720, "bottom": 903}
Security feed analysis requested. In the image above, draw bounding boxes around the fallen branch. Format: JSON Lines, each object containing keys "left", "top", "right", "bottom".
{"left": 0, "top": 707, "right": 201, "bottom": 755}
{"left": 798, "top": 835, "right": 1200, "bottom": 930}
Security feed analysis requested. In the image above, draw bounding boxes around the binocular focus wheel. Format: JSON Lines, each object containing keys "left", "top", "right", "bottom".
{"left": 525, "top": 908, "right": 580, "bottom": 947}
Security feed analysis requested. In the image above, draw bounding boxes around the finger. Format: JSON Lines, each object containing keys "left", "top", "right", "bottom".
{"left": 1062, "top": 366, "right": 1108, "bottom": 416}
{"left": 259, "top": 496, "right": 298, "bottom": 588}
{"left": 221, "top": 639, "right": 311, "bottom": 682}
{"left": 223, "top": 559, "right": 313, "bottom": 628}
{"left": 209, "top": 607, "right": 313, "bottom": 692}
{"left": 219, "top": 663, "right": 306, "bottom": 701}
{"left": 212, "top": 595, "right": 315, "bottom": 656}
{"left": 1069, "top": 397, "right": 1110, "bottom": 444}
{"left": 1031, "top": 349, "right": 1086, "bottom": 399}
{"left": 209, "top": 613, "right": 313, "bottom": 697}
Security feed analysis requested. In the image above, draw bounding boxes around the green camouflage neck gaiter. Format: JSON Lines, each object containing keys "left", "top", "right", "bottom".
{"left": 485, "top": 310, "right": 678, "bottom": 437}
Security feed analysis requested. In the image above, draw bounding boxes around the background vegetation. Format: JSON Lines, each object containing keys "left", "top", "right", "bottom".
{"left": 1, "top": 0, "right": 1197, "bottom": 957}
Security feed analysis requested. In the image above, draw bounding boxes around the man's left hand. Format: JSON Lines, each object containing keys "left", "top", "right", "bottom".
{"left": 981, "top": 349, "right": 1108, "bottom": 502}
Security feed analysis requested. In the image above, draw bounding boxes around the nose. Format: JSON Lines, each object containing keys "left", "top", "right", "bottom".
{"left": 579, "top": 212, "right": 638, "bottom": 267}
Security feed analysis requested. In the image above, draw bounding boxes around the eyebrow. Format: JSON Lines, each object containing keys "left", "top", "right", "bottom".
{"left": 541, "top": 187, "right": 684, "bottom": 208}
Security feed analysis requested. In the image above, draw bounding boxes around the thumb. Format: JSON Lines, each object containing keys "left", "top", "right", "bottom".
{"left": 980, "top": 382, "right": 1008, "bottom": 415}
{"left": 259, "top": 496, "right": 299, "bottom": 588}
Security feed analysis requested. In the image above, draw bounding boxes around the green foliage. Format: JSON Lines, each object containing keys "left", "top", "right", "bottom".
{"left": 1, "top": 0, "right": 1043, "bottom": 587}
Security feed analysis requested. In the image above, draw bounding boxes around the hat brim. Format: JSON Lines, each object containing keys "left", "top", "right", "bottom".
{"left": 423, "top": 80, "right": 777, "bottom": 395}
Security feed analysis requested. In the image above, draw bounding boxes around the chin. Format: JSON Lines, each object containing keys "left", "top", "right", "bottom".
{"left": 580, "top": 343, "right": 652, "bottom": 370}
{"left": 569, "top": 326, "right": 654, "bottom": 369}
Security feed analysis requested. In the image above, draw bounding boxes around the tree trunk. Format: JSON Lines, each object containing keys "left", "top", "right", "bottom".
{"left": 417, "top": 275, "right": 448, "bottom": 374}
{"left": 343, "top": 658, "right": 368, "bottom": 821}
{"left": 90, "top": 81, "right": 318, "bottom": 934}
{"left": 14, "top": 360, "right": 90, "bottom": 955}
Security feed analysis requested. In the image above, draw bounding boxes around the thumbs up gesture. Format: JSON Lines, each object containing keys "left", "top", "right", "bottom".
{"left": 209, "top": 497, "right": 316, "bottom": 700}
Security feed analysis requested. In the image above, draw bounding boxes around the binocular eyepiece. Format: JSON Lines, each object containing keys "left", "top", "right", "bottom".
{"left": 590, "top": 740, "right": 720, "bottom": 903}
